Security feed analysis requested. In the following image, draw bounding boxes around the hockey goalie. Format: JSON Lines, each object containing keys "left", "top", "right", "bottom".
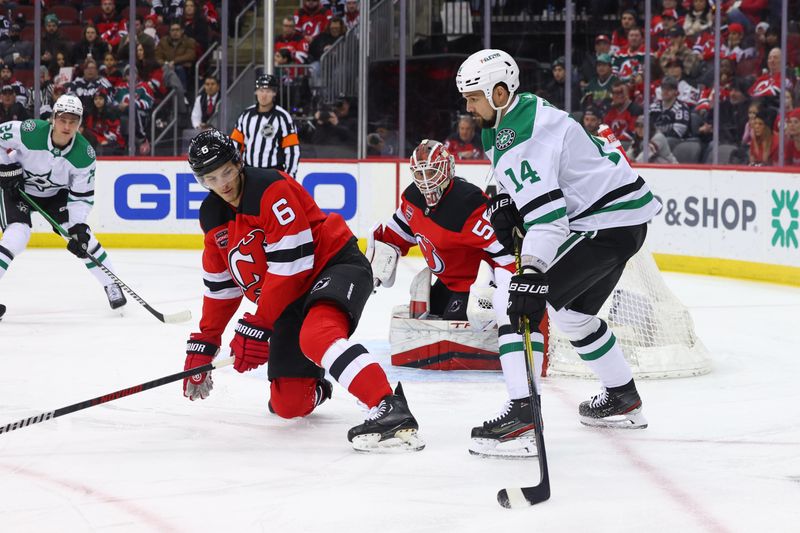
{"left": 367, "top": 139, "right": 543, "bottom": 458}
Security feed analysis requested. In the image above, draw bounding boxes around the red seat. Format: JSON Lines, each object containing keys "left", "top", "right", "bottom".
{"left": 736, "top": 57, "right": 760, "bottom": 77}
{"left": 59, "top": 24, "right": 85, "bottom": 44}
{"left": 48, "top": 6, "right": 80, "bottom": 25}
{"left": 81, "top": 5, "right": 104, "bottom": 24}
{"left": 14, "top": 69, "right": 34, "bottom": 89}
{"left": 12, "top": 6, "right": 35, "bottom": 22}
{"left": 121, "top": 6, "right": 152, "bottom": 20}
{"left": 21, "top": 26, "right": 35, "bottom": 42}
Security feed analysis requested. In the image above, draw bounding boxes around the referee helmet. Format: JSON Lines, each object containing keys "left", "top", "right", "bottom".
{"left": 255, "top": 74, "right": 279, "bottom": 90}
{"left": 188, "top": 129, "right": 241, "bottom": 182}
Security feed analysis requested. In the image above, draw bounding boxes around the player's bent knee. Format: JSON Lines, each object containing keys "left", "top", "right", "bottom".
{"left": 299, "top": 302, "right": 351, "bottom": 365}
{"left": 549, "top": 308, "right": 601, "bottom": 342}
{"left": 0, "top": 222, "right": 32, "bottom": 256}
{"left": 269, "top": 377, "right": 319, "bottom": 419}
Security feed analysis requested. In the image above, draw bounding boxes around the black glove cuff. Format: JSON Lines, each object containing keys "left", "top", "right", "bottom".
{"left": 68, "top": 223, "right": 90, "bottom": 237}
{"left": 234, "top": 319, "right": 271, "bottom": 341}
{"left": 186, "top": 339, "right": 219, "bottom": 356}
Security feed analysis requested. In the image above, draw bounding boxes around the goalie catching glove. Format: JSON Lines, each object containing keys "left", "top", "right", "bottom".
{"left": 230, "top": 313, "right": 271, "bottom": 372}
{"left": 183, "top": 335, "right": 219, "bottom": 400}
{"left": 365, "top": 224, "right": 399, "bottom": 288}
{"left": 507, "top": 267, "right": 549, "bottom": 335}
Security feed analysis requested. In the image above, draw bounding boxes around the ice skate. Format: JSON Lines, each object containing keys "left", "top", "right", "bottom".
{"left": 469, "top": 397, "right": 538, "bottom": 458}
{"left": 0, "top": 303, "right": 5, "bottom": 320}
{"left": 579, "top": 381, "right": 647, "bottom": 429}
{"left": 268, "top": 378, "right": 333, "bottom": 415}
{"left": 348, "top": 382, "right": 425, "bottom": 453}
{"left": 104, "top": 283, "right": 127, "bottom": 310}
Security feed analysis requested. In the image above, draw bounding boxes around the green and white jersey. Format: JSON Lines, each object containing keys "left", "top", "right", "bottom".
{"left": 482, "top": 92, "right": 661, "bottom": 271}
{"left": 0, "top": 119, "right": 97, "bottom": 225}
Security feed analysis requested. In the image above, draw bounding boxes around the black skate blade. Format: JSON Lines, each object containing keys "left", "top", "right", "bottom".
{"left": 497, "top": 483, "right": 551, "bottom": 508}
{"left": 0, "top": 304, "right": 5, "bottom": 320}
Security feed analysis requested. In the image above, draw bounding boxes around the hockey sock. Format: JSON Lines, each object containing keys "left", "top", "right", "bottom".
{"left": 81, "top": 241, "right": 118, "bottom": 286}
{"left": 0, "top": 223, "right": 31, "bottom": 280}
{"left": 300, "top": 303, "right": 392, "bottom": 408}
{"left": 498, "top": 324, "right": 542, "bottom": 398}
{"left": 0, "top": 244, "right": 13, "bottom": 280}
{"left": 570, "top": 319, "right": 633, "bottom": 388}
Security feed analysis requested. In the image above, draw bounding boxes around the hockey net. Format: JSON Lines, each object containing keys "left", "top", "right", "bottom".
{"left": 546, "top": 247, "right": 712, "bottom": 379}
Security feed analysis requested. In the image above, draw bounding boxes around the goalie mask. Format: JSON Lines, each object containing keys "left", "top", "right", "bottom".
{"left": 410, "top": 139, "right": 455, "bottom": 207}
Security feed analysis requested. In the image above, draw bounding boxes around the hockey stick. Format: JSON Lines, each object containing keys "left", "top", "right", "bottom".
{"left": 0, "top": 357, "right": 234, "bottom": 435}
{"left": 497, "top": 227, "right": 550, "bottom": 508}
{"left": 19, "top": 190, "right": 192, "bottom": 324}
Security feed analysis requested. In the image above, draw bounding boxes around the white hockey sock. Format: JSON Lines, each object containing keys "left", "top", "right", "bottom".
{"left": 498, "top": 324, "right": 543, "bottom": 398}
{"left": 0, "top": 244, "right": 13, "bottom": 280}
{"left": 571, "top": 319, "right": 632, "bottom": 388}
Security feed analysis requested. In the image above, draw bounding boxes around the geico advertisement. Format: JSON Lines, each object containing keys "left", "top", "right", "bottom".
{"left": 641, "top": 168, "right": 799, "bottom": 268}
{"left": 86, "top": 160, "right": 396, "bottom": 237}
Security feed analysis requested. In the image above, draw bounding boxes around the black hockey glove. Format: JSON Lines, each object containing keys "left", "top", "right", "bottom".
{"left": 507, "top": 267, "right": 549, "bottom": 335}
{"left": 67, "top": 223, "right": 91, "bottom": 258}
{"left": 0, "top": 162, "right": 24, "bottom": 192}
{"left": 486, "top": 193, "right": 524, "bottom": 254}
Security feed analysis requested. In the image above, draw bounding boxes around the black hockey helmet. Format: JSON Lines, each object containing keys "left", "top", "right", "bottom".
{"left": 188, "top": 129, "right": 241, "bottom": 183}
{"left": 255, "top": 74, "right": 279, "bottom": 90}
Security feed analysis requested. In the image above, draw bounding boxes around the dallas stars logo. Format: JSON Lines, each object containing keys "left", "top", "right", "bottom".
{"left": 495, "top": 128, "right": 516, "bottom": 150}
{"left": 771, "top": 189, "right": 799, "bottom": 249}
{"left": 24, "top": 170, "right": 58, "bottom": 192}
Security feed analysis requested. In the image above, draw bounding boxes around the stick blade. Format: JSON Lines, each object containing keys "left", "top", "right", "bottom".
{"left": 162, "top": 309, "right": 193, "bottom": 324}
{"left": 497, "top": 483, "right": 551, "bottom": 508}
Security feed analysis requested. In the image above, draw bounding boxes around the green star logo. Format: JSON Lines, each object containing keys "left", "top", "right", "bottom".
{"left": 24, "top": 170, "right": 57, "bottom": 192}
{"left": 495, "top": 128, "right": 516, "bottom": 150}
{"left": 771, "top": 189, "right": 799, "bottom": 248}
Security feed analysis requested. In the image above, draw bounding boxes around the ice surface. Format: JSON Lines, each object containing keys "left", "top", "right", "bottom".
{"left": 1, "top": 250, "right": 798, "bottom": 532}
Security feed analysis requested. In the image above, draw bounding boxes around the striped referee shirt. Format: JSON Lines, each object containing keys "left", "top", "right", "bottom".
{"left": 231, "top": 104, "right": 300, "bottom": 177}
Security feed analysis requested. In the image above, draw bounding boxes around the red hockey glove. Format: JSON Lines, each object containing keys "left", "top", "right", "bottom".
{"left": 230, "top": 313, "right": 271, "bottom": 373}
{"left": 183, "top": 335, "right": 219, "bottom": 400}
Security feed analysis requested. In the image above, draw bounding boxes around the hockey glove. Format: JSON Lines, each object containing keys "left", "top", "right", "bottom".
{"left": 183, "top": 335, "right": 219, "bottom": 400}
{"left": 486, "top": 193, "right": 524, "bottom": 254}
{"left": 0, "top": 162, "right": 24, "bottom": 193}
{"left": 67, "top": 223, "right": 91, "bottom": 258}
{"left": 230, "top": 313, "right": 271, "bottom": 373}
{"left": 507, "top": 267, "right": 549, "bottom": 335}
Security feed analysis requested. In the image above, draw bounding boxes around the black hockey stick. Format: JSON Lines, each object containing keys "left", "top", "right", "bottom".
{"left": 20, "top": 190, "right": 192, "bottom": 324}
{"left": 497, "top": 228, "right": 550, "bottom": 508}
{"left": 0, "top": 357, "right": 234, "bottom": 435}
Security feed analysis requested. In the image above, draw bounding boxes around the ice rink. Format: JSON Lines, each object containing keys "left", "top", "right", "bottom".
{"left": 0, "top": 249, "right": 798, "bottom": 533}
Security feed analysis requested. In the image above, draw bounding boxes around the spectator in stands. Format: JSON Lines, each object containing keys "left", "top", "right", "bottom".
{"left": 658, "top": 26, "right": 693, "bottom": 73}
{"left": 610, "top": 9, "right": 638, "bottom": 54}
{"left": 0, "top": 3, "right": 11, "bottom": 42}
{"left": 683, "top": 0, "right": 713, "bottom": 38}
{"left": 276, "top": 17, "right": 309, "bottom": 64}
{"left": 543, "top": 56, "right": 579, "bottom": 111}
{"left": 309, "top": 16, "right": 345, "bottom": 63}
{"left": 659, "top": 58, "right": 700, "bottom": 106}
{"left": 71, "top": 25, "right": 110, "bottom": 68}
{"left": 784, "top": 108, "right": 800, "bottom": 166}
{"left": 83, "top": 89, "right": 125, "bottom": 155}
{"left": 94, "top": 0, "right": 126, "bottom": 50}
{"left": 35, "top": 66, "right": 56, "bottom": 119}
{"left": 726, "top": 0, "right": 768, "bottom": 32}
{"left": 294, "top": 0, "right": 333, "bottom": 43}
{"left": 581, "top": 106, "right": 601, "bottom": 135}
{"left": 155, "top": 23, "right": 197, "bottom": 92}
{"left": 629, "top": 114, "right": 679, "bottom": 164}
{"left": 152, "top": 0, "right": 186, "bottom": 24}
{"left": 580, "top": 34, "right": 611, "bottom": 86}
{"left": 654, "top": 8, "right": 679, "bottom": 49}
{"left": 0, "top": 63, "right": 27, "bottom": 107}
{"left": 650, "top": 75, "right": 691, "bottom": 138}
{"left": 143, "top": 14, "right": 161, "bottom": 46}
{"left": 183, "top": 0, "right": 210, "bottom": 53}
{"left": 342, "top": 0, "right": 359, "bottom": 32}
{"left": 191, "top": 75, "right": 220, "bottom": 130}
{"left": 69, "top": 58, "right": 113, "bottom": 109}
{"left": 0, "top": 23, "right": 32, "bottom": 69}
{"left": 333, "top": 96, "right": 356, "bottom": 136}
{"left": 118, "top": 17, "right": 156, "bottom": 63}
{"left": 749, "top": 107, "right": 778, "bottom": 165}
{"left": 443, "top": 115, "right": 483, "bottom": 160}
{"left": 581, "top": 53, "right": 617, "bottom": 114}
{"left": 749, "top": 48, "right": 791, "bottom": 106}
{"left": 41, "top": 13, "right": 71, "bottom": 68}
{"left": 100, "top": 51, "right": 124, "bottom": 87}
{"left": 613, "top": 27, "right": 645, "bottom": 82}
{"left": 697, "top": 78, "right": 751, "bottom": 145}
{"left": 0, "top": 84, "right": 28, "bottom": 123}
{"left": 311, "top": 104, "right": 354, "bottom": 147}
{"left": 604, "top": 80, "right": 642, "bottom": 142}
{"left": 366, "top": 132, "right": 384, "bottom": 156}
{"left": 721, "top": 23, "right": 756, "bottom": 64}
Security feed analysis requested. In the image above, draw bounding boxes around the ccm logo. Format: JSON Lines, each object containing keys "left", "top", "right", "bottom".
{"left": 509, "top": 282, "right": 548, "bottom": 295}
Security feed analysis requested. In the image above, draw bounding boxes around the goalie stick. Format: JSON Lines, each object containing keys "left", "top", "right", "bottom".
{"left": 0, "top": 357, "right": 234, "bottom": 435}
{"left": 497, "top": 228, "right": 550, "bottom": 508}
{"left": 20, "top": 190, "right": 192, "bottom": 324}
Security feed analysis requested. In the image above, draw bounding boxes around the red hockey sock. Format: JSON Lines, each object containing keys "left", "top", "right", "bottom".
{"left": 300, "top": 302, "right": 391, "bottom": 408}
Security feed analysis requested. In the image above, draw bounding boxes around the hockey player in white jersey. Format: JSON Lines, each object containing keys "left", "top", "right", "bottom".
{"left": 0, "top": 95, "right": 126, "bottom": 315}
{"left": 457, "top": 49, "right": 662, "bottom": 428}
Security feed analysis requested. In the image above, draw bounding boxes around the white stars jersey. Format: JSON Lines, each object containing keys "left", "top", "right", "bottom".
{"left": 482, "top": 92, "right": 661, "bottom": 271}
{"left": 0, "top": 119, "right": 97, "bottom": 226}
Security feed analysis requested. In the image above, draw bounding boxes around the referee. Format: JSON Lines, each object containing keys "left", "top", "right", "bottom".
{"left": 230, "top": 75, "right": 300, "bottom": 177}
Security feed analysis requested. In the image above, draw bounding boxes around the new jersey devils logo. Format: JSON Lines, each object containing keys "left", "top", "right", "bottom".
{"left": 228, "top": 230, "right": 268, "bottom": 302}
{"left": 415, "top": 233, "right": 445, "bottom": 274}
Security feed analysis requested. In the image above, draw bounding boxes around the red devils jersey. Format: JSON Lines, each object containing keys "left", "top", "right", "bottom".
{"left": 197, "top": 168, "right": 354, "bottom": 344}
{"left": 380, "top": 178, "right": 514, "bottom": 292}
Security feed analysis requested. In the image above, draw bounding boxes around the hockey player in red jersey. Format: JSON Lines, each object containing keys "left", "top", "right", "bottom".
{"left": 368, "top": 139, "right": 540, "bottom": 457}
{"left": 182, "top": 129, "right": 423, "bottom": 452}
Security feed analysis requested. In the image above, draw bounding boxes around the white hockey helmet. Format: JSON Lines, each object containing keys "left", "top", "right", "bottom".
{"left": 456, "top": 49, "right": 519, "bottom": 112}
{"left": 409, "top": 139, "right": 455, "bottom": 207}
{"left": 53, "top": 94, "right": 83, "bottom": 120}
